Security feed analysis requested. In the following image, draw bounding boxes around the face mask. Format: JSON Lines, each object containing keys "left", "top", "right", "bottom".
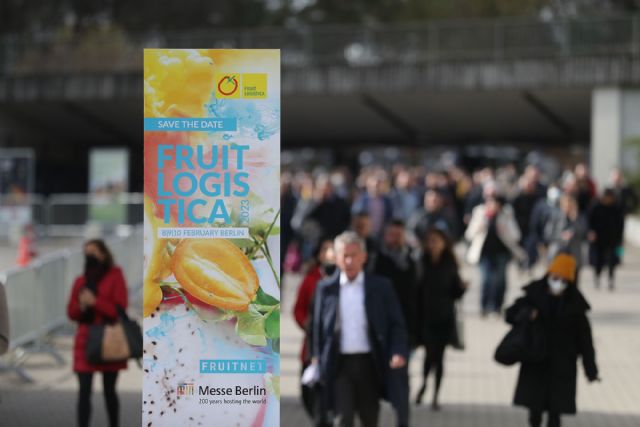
{"left": 85, "top": 254, "right": 101, "bottom": 270}
{"left": 548, "top": 278, "right": 568, "bottom": 295}
{"left": 321, "top": 263, "right": 337, "bottom": 277}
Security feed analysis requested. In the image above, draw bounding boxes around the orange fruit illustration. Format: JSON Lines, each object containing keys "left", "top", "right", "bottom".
{"left": 171, "top": 239, "right": 259, "bottom": 312}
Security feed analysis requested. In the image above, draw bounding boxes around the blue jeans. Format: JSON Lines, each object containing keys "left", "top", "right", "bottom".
{"left": 479, "top": 254, "right": 510, "bottom": 314}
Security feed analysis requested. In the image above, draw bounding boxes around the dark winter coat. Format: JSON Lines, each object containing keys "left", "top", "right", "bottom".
{"left": 530, "top": 200, "right": 558, "bottom": 246}
{"left": 415, "top": 255, "right": 465, "bottom": 347}
{"left": 371, "top": 245, "right": 418, "bottom": 341}
{"left": 614, "top": 185, "right": 638, "bottom": 215}
{"left": 408, "top": 208, "right": 458, "bottom": 243}
{"left": 512, "top": 192, "right": 542, "bottom": 243}
{"left": 309, "top": 195, "right": 352, "bottom": 240}
{"left": 312, "top": 272, "right": 409, "bottom": 414}
{"left": 588, "top": 202, "right": 624, "bottom": 247}
{"left": 67, "top": 267, "right": 129, "bottom": 373}
{"left": 506, "top": 279, "right": 598, "bottom": 414}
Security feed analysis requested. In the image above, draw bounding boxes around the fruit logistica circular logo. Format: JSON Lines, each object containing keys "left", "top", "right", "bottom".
{"left": 217, "top": 75, "right": 239, "bottom": 96}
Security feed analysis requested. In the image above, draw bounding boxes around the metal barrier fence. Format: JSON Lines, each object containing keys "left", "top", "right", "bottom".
{"left": 1, "top": 14, "right": 639, "bottom": 75}
{"left": 0, "top": 224, "right": 143, "bottom": 381}
{"left": 47, "top": 193, "right": 144, "bottom": 237}
{"left": 0, "top": 193, "right": 143, "bottom": 240}
{"left": 0, "top": 194, "right": 47, "bottom": 242}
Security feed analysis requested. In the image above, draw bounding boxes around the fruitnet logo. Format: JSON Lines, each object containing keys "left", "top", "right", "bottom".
{"left": 177, "top": 382, "right": 196, "bottom": 396}
{"left": 215, "top": 73, "right": 267, "bottom": 99}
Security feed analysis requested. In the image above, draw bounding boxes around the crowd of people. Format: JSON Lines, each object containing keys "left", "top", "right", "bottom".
{"left": 288, "top": 160, "right": 636, "bottom": 427}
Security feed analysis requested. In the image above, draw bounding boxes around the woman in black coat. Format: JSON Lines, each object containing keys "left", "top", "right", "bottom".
{"left": 588, "top": 188, "right": 625, "bottom": 290}
{"left": 506, "top": 254, "right": 599, "bottom": 427}
{"left": 414, "top": 227, "right": 466, "bottom": 410}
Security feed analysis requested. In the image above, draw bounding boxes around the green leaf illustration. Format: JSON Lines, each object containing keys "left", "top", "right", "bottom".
{"left": 255, "top": 287, "right": 279, "bottom": 306}
{"left": 254, "top": 224, "right": 280, "bottom": 237}
{"left": 228, "top": 238, "right": 254, "bottom": 249}
{"left": 247, "top": 192, "right": 265, "bottom": 206}
{"left": 264, "top": 308, "right": 280, "bottom": 339}
{"left": 270, "top": 338, "right": 280, "bottom": 354}
{"left": 264, "top": 373, "right": 280, "bottom": 400}
{"left": 235, "top": 305, "right": 267, "bottom": 347}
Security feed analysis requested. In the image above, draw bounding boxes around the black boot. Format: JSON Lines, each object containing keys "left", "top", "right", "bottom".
{"left": 414, "top": 381, "right": 426, "bottom": 405}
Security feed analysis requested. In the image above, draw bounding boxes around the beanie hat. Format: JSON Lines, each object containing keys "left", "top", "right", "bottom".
{"left": 548, "top": 253, "right": 577, "bottom": 282}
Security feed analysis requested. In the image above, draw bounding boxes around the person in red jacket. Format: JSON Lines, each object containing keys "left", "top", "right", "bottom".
{"left": 67, "top": 239, "right": 128, "bottom": 427}
{"left": 293, "top": 239, "right": 336, "bottom": 423}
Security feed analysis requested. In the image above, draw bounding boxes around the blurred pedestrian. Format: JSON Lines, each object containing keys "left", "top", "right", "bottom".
{"left": 574, "top": 163, "right": 597, "bottom": 214}
{"left": 588, "top": 189, "right": 625, "bottom": 290}
{"left": 505, "top": 254, "right": 599, "bottom": 427}
{"left": 291, "top": 174, "right": 320, "bottom": 261}
{"left": 281, "top": 171, "right": 299, "bottom": 277}
{"left": 408, "top": 189, "right": 457, "bottom": 246}
{"left": 610, "top": 167, "right": 639, "bottom": 216}
{"left": 67, "top": 240, "right": 128, "bottom": 427}
{"left": 291, "top": 174, "right": 351, "bottom": 263}
{"left": 0, "top": 281, "right": 8, "bottom": 355}
{"left": 463, "top": 168, "right": 494, "bottom": 226}
{"left": 293, "top": 240, "right": 336, "bottom": 422}
{"left": 15, "top": 223, "right": 37, "bottom": 267}
{"left": 371, "top": 220, "right": 418, "bottom": 341}
{"left": 466, "top": 189, "right": 525, "bottom": 316}
{"left": 609, "top": 168, "right": 638, "bottom": 265}
{"left": 529, "top": 186, "right": 562, "bottom": 259}
{"left": 448, "top": 166, "right": 473, "bottom": 237}
{"left": 309, "top": 175, "right": 352, "bottom": 240}
{"left": 523, "top": 165, "right": 548, "bottom": 199}
{"left": 389, "top": 169, "right": 419, "bottom": 223}
{"left": 414, "top": 227, "right": 467, "bottom": 410}
{"left": 312, "top": 232, "right": 409, "bottom": 427}
{"left": 512, "top": 176, "right": 544, "bottom": 270}
{"left": 497, "top": 164, "right": 521, "bottom": 201}
{"left": 352, "top": 172, "right": 393, "bottom": 238}
{"left": 545, "top": 194, "right": 587, "bottom": 278}
{"left": 350, "top": 212, "right": 378, "bottom": 265}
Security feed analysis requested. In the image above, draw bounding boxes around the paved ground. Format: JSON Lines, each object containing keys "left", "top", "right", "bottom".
{"left": 2, "top": 244, "right": 640, "bottom": 426}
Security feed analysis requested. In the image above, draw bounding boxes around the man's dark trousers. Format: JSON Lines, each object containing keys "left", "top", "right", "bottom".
{"left": 334, "top": 353, "right": 380, "bottom": 427}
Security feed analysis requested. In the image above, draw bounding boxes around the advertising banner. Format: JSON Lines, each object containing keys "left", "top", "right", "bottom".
{"left": 143, "top": 49, "right": 280, "bottom": 427}
{"left": 88, "top": 147, "right": 129, "bottom": 223}
{"left": 0, "top": 148, "right": 34, "bottom": 196}
{"left": 0, "top": 149, "right": 35, "bottom": 234}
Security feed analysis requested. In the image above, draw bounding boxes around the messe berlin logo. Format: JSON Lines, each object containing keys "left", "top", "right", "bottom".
{"left": 177, "top": 382, "right": 196, "bottom": 396}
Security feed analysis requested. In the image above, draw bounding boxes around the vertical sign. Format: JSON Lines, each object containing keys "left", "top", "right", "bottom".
{"left": 143, "top": 49, "right": 280, "bottom": 427}
{"left": 89, "top": 147, "right": 129, "bottom": 223}
{"left": 0, "top": 148, "right": 34, "bottom": 196}
{"left": 0, "top": 149, "right": 35, "bottom": 236}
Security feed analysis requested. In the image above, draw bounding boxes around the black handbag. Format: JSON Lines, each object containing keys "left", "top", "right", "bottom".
{"left": 86, "top": 305, "right": 143, "bottom": 364}
{"left": 448, "top": 303, "right": 465, "bottom": 351}
{"left": 494, "top": 315, "right": 547, "bottom": 366}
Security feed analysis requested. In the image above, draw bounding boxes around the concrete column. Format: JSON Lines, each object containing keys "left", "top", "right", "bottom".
{"left": 591, "top": 87, "right": 640, "bottom": 188}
